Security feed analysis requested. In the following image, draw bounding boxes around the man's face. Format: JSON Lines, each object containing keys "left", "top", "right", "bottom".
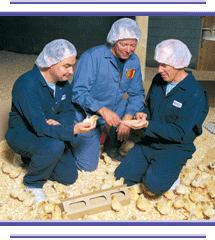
{"left": 157, "top": 62, "right": 179, "bottom": 83}
{"left": 112, "top": 39, "right": 137, "bottom": 60}
{"left": 49, "top": 56, "right": 76, "bottom": 83}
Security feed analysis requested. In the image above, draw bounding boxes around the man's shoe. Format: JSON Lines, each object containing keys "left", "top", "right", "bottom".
{"left": 105, "top": 148, "right": 125, "bottom": 162}
{"left": 25, "top": 187, "right": 46, "bottom": 203}
{"left": 170, "top": 176, "right": 181, "bottom": 190}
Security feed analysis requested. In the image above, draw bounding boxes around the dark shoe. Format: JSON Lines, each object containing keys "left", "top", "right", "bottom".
{"left": 105, "top": 148, "right": 125, "bottom": 162}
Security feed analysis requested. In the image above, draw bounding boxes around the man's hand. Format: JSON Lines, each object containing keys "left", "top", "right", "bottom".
{"left": 74, "top": 120, "right": 96, "bottom": 135}
{"left": 121, "top": 119, "right": 149, "bottom": 130}
{"left": 116, "top": 114, "right": 133, "bottom": 141}
{"left": 45, "top": 119, "right": 61, "bottom": 126}
{"left": 97, "top": 107, "right": 121, "bottom": 126}
{"left": 117, "top": 124, "right": 130, "bottom": 141}
{"left": 134, "top": 112, "right": 147, "bottom": 120}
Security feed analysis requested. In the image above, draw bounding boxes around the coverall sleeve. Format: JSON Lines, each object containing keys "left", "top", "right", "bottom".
{"left": 13, "top": 82, "right": 76, "bottom": 142}
{"left": 71, "top": 52, "right": 105, "bottom": 113}
{"left": 144, "top": 90, "right": 208, "bottom": 142}
{"left": 125, "top": 62, "right": 145, "bottom": 116}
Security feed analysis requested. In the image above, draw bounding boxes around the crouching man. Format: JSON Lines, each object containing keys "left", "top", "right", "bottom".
{"left": 5, "top": 39, "right": 96, "bottom": 202}
{"left": 115, "top": 39, "right": 209, "bottom": 196}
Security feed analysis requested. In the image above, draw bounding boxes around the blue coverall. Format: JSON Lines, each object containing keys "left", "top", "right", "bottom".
{"left": 115, "top": 71, "right": 209, "bottom": 195}
{"left": 5, "top": 65, "right": 93, "bottom": 188}
{"left": 71, "top": 44, "right": 145, "bottom": 170}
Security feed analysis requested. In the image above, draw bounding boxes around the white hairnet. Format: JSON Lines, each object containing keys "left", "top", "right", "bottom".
{"left": 154, "top": 39, "right": 192, "bottom": 69}
{"left": 107, "top": 18, "right": 141, "bottom": 45}
{"left": 35, "top": 39, "right": 77, "bottom": 68}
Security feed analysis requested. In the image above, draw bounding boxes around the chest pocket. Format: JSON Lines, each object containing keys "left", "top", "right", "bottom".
{"left": 163, "top": 102, "right": 181, "bottom": 123}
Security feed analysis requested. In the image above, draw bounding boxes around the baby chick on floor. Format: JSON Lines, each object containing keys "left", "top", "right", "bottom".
{"left": 111, "top": 195, "right": 122, "bottom": 212}
{"left": 136, "top": 195, "right": 148, "bottom": 212}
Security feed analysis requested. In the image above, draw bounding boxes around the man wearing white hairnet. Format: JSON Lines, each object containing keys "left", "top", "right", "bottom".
{"left": 71, "top": 18, "right": 145, "bottom": 167}
{"left": 5, "top": 39, "right": 97, "bottom": 202}
{"left": 115, "top": 39, "right": 209, "bottom": 195}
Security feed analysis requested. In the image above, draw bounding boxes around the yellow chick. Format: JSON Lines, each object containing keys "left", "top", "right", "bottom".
{"left": 111, "top": 195, "right": 122, "bottom": 212}
{"left": 129, "top": 214, "right": 142, "bottom": 220}
{"left": 34, "top": 213, "right": 51, "bottom": 220}
{"left": 200, "top": 172, "right": 211, "bottom": 180}
{"left": 47, "top": 192, "right": 65, "bottom": 204}
{"left": 181, "top": 176, "right": 192, "bottom": 187}
{"left": 101, "top": 183, "right": 112, "bottom": 190}
{"left": 113, "top": 177, "right": 124, "bottom": 187}
{"left": 185, "top": 167, "right": 198, "bottom": 179}
{"left": 22, "top": 208, "right": 35, "bottom": 220}
{"left": 136, "top": 195, "right": 148, "bottom": 211}
{"left": 37, "top": 200, "right": 47, "bottom": 215}
{"left": 101, "top": 152, "right": 112, "bottom": 164}
{"left": 189, "top": 192, "right": 203, "bottom": 203}
{"left": 199, "top": 179, "right": 209, "bottom": 189}
{"left": 9, "top": 167, "right": 22, "bottom": 179}
{"left": 23, "top": 194, "right": 35, "bottom": 207}
{"left": 103, "top": 173, "right": 116, "bottom": 184}
{"left": 62, "top": 211, "right": 69, "bottom": 220}
{"left": 208, "top": 189, "right": 215, "bottom": 199}
{"left": 132, "top": 183, "right": 142, "bottom": 194}
{"left": 44, "top": 202, "right": 56, "bottom": 214}
{"left": 173, "top": 198, "right": 185, "bottom": 209}
{"left": 184, "top": 198, "right": 196, "bottom": 213}
{"left": 106, "top": 166, "right": 116, "bottom": 174}
{"left": 175, "top": 184, "right": 187, "bottom": 195}
{"left": 203, "top": 206, "right": 215, "bottom": 218}
{"left": 163, "top": 189, "right": 175, "bottom": 200}
{"left": 103, "top": 176, "right": 116, "bottom": 186}
{"left": 53, "top": 181, "right": 65, "bottom": 193}
{"left": 17, "top": 189, "right": 32, "bottom": 202}
{"left": 196, "top": 201, "right": 213, "bottom": 211}
{"left": 156, "top": 200, "right": 171, "bottom": 215}
{"left": 82, "top": 213, "right": 93, "bottom": 220}
{"left": 89, "top": 186, "right": 97, "bottom": 192}
{"left": 65, "top": 189, "right": 74, "bottom": 198}
{"left": 83, "top": 115, "right": 98, "bottom": 124}
{"left": 1, "top": 162, "right": 12, "bottom": 174}
{"left": 10, "top": 186, "right": 26, "bottom": 199}
{"left": 128, "top": 187, "right": 139, "bottom": 200}
{"left": 0, "top": 212, "right": 12, "bottom": 220}
{"left": 197, "top": 163, "right": 208, "bottom": 172}
{"left": 81, "top": 187, "right": 90, "bottom": 194}
{"left": 191, "top": 177, "right": 202, "bottom": 188}
{"left": 52, "top": 204, "right": 62, "bottom": 220}
{"left": 188, "top": 209, "right": 204, "bottom": 220}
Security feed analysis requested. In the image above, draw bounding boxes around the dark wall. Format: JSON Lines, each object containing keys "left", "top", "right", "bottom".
{"left": 146, "top": 16, "right": 202, "bottom": 69}
{"left": 0, "top": 16, "right": 135, "bottom": 58}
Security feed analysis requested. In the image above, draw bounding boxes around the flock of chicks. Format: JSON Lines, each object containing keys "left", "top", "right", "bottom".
{"left": 0, "top": 121, "right": 215, "bottom": 221}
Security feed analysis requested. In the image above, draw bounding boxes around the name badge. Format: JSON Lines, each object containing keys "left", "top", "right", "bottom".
{"left": 126, "top": 68, "right": 135, "bottom": 79}
{"left": 61, "top": 94, "right": 66, "bottom": 100}
{"left": 173, "top": 100, "right": 182, "bottom": 108}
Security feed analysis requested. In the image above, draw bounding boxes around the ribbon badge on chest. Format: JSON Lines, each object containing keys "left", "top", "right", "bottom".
{"left": 126, "top": 68, "right": 135, "bottom": 79}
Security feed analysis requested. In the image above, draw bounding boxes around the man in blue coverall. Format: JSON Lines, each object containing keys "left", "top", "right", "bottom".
{"left": 5, "top": 39, "right": 97, "bottom": 202}
{"left": 115, "top": 39, "right": 209, "bottom": 195}
{"left": 71, "top": 18, "right": 145, "bottom": 168}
